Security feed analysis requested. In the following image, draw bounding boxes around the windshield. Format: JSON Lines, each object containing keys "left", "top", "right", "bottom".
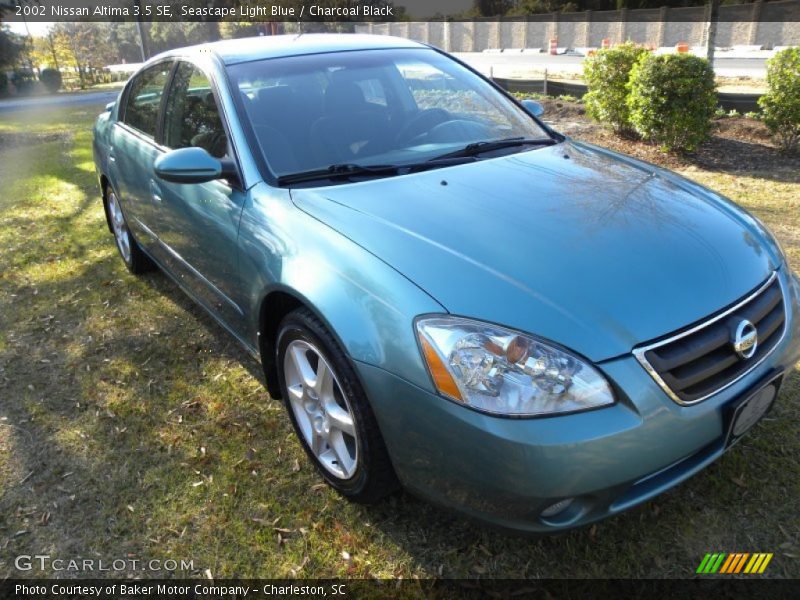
{"left": 227, "top": 48, "right": 552, "bottom": 181}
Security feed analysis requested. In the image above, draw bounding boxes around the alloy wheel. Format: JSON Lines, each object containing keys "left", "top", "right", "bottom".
{"left": 107, "top": 191, "right": 132, "bottom": 264}
{"left": 283, "top": 339, "right": 359, "bottom": 479}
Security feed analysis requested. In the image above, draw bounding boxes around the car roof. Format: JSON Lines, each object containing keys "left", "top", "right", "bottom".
{"left": 158, "top": 33, "right": 429, "bottom": 66}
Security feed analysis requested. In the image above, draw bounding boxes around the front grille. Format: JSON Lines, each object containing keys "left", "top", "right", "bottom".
{"left": 635, "top": 273, "right": 786, "bottom": 405}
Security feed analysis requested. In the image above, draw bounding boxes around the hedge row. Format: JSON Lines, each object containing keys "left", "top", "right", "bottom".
{"left": 583, "top": 43, "right": 716, "bottom": 152}
{"left": 584, "top": 44, "right": 800, "bottom": 154}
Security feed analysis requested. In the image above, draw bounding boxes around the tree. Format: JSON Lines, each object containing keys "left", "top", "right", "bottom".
{"left": 218, "top": 21, "right": 261, "bottom": 40}
{"left": 706, "top": 0, "right": 720, "bottom": 63}
{"left": 473, "top": 0, "right": 514, "bottom": 16}
{"left": 0, "top": 25, "right": 24, "bottom": 69}
{"left": 147, "top": 22, "right": 220, "bottom": 55}
{"left": 50, "top": 23, "right": 113, "bottom": 88}
{"left": 0, "top": 1, "right": 34, "bottom": 70}
{"left": 108, "top": 23, "right": 145, "bottom": 64}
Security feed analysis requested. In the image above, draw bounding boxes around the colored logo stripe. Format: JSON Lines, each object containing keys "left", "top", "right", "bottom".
{"left": 697, "top": 553, "right": 773, "bottom": 574}
{"left": 696, "top": 554, "right": 713, "bottom": 573}
{"left": 724, "top": 553, "right": 749, "bottom": 573}
{"left": 719, "top": 553, "right": 736, "bottom": 573}
{"left": 697, "top": 553, "right": 726, "bottom": 573}
{"left": 745, "top": 553, "right": 773, "bottom": 574}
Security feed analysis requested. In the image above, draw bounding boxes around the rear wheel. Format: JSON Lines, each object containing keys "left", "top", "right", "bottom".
{"left": 107, "top": 189, "right": 154, "bottom": 274}
{"left": 276, "top": 308, "right": 399, "bottom": 503}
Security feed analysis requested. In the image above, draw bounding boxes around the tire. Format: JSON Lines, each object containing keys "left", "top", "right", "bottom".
{"left": 106, "top": 189, "right": 154, "bottom": 275}
{"left": 276, "top": 308, "right": 399, "bottom": 503}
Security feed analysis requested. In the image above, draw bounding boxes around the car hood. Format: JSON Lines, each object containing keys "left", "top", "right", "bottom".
{"left": 291, "top": 141, "right": 777, "bottom": 362}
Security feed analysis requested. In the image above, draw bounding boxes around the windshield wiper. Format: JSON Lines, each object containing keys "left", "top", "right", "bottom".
{"left": 277, "top": 163, "right": 401, "bottom": 186}
{"left": 432, "top": 137, "right": 557, "bottom": 161}
{"left": 277, "top": 158, "right": 477, "bottom": 186}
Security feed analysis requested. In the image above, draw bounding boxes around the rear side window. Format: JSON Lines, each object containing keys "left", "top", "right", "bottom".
{"left": 123, "top": 63, "right": 171, "bottom": 138}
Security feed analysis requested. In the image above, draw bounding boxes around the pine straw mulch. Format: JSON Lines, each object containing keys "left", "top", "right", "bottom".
{"left": 538, "top": 97, "right": 800, "bottom": 176}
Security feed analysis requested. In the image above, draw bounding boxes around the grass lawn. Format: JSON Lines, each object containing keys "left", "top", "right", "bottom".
{"left": 0, "top": 103, "right": 798, "bottom": 580}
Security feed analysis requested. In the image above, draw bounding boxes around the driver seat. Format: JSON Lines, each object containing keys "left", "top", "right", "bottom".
{"left": 310, "top": 80, "right": 390, "bottom": 166}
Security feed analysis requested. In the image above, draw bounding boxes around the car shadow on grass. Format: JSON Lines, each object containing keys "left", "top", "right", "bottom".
{"left": 0, "top": 257, "right": 267, "bottom": 576}
{"left": 690, "top": 135, "right": 800, "bottom": 183}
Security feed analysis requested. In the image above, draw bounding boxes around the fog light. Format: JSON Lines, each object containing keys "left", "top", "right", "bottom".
{"left": 540, "top": 498, "right": 574, "bottom": 518}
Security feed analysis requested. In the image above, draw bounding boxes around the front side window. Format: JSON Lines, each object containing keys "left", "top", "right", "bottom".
{"left": 228, "top": 48, "right": 551, "bottom": 180}
{"left": 123, "top": 63, "right": 171, "bottom": 138}
{"left": 163, "top": 62, "right": 228, "bottom": 159}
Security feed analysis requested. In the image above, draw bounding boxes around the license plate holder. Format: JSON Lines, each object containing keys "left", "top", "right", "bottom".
{"left": 724, "top": 372, "right": 782, "bottom": 449}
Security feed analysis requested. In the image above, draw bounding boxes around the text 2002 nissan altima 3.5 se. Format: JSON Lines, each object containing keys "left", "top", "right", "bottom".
{"left": 93, "top": 34, "right": 800, "bottom": 533}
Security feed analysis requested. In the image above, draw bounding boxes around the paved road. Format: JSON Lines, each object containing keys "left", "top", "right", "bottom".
{"left": 0, "top": 90, "right": 119, "bottom": 113}
{"left": 456, "top": 53, "right": 767, "bottom": 78}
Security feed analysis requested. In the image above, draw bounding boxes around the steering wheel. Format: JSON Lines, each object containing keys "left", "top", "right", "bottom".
{"left": 395, "top": 108, "right": 451, "bottom": 144}
{"left": 426, "top": 119, "right": 492, "bottom": 144}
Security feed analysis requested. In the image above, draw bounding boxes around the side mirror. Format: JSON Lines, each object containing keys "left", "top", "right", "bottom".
{"left": 522, "top": 99, "right": 545, "bottom": 118}
{"left": 154, "top": 147, "right": 222, "bottom": 184}
{"left": 105, "top": 101, "right": 115, "bottom": 113}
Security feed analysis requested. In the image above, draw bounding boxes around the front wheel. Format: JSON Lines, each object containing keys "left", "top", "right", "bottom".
{"left": 276, "top": 308, "right": 398, "bottom": 503}
{"left": 106, "top": 189, "right": 154, "bottom": 274}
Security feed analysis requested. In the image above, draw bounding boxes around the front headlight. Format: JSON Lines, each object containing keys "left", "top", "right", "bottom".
{"left": 416, "top": 316, "right": 614, "bottom": 416}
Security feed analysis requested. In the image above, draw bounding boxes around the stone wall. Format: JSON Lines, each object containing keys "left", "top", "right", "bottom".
{"left": 357, "top": 0, "right": 799, "bottom": 51}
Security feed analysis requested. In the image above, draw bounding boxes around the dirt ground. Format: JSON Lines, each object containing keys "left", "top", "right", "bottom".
{"left": 539, "top": 98, "right": 800, "bottom": 176}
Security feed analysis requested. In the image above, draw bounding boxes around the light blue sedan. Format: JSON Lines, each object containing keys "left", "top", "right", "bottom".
{"left": 93, "top": 34, "right": 800, "bottom": 532}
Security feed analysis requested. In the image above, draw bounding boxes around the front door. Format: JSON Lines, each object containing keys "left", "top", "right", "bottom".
{"left": 155, "top": 60, "right": 248, "bottom": 337}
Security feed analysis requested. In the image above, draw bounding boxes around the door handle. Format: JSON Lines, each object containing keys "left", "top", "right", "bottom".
{"left": 150, "top": 179, "right": 162, "bottom": 203}
{"left": 108, "top": 146, "right": 115, "bottom": 162}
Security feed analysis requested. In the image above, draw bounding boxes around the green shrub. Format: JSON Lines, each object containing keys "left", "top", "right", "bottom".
{"left": 583, "top": 42, "right": 650, "bottom": 134}
{"left": 627, "top": 53, "right": 717, "bottom": 152}
{"left": 40, "top": 68, "right": 62, "bottom": 93}
{"left": 0, "top": 72, "right": 7, "bottom": 96}
{"left": 744, "top": 111, "right": 761, "bottom": 120}
{"left": 758, "top": 47, "right": 800, "bottom": 154}
{"left": 11, "top": 69, "right": 36, "bottom": 94}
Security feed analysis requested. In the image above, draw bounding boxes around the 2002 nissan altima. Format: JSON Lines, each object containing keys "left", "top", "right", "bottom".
{"left": 93, "top": 34, "right": 800, "bottom": 533}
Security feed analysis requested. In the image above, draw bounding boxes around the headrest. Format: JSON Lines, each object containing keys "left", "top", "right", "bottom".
{"left": 324, "top": 80, "right": 366, "bottom": 114}
{"left": 250, "top": 85, "right": 296, "bottom": 123}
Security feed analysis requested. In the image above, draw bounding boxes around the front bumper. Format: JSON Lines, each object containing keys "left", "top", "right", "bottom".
{"left": 356, "top": 268, "right": 800, "bottom": 533}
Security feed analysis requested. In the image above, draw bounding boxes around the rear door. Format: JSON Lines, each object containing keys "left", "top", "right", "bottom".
{"left": 111, "top": 61, "right": 173, "bottom": 256}
{"left": 155, "top": 60, "right": 248, "bottom": 336}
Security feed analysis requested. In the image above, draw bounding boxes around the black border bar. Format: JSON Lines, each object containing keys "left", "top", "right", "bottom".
{"left": 3, "top": 579, "right": 800, "bottom": 600}
{"left": 4, "top": 0, "right": 800, "bottom": 23}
